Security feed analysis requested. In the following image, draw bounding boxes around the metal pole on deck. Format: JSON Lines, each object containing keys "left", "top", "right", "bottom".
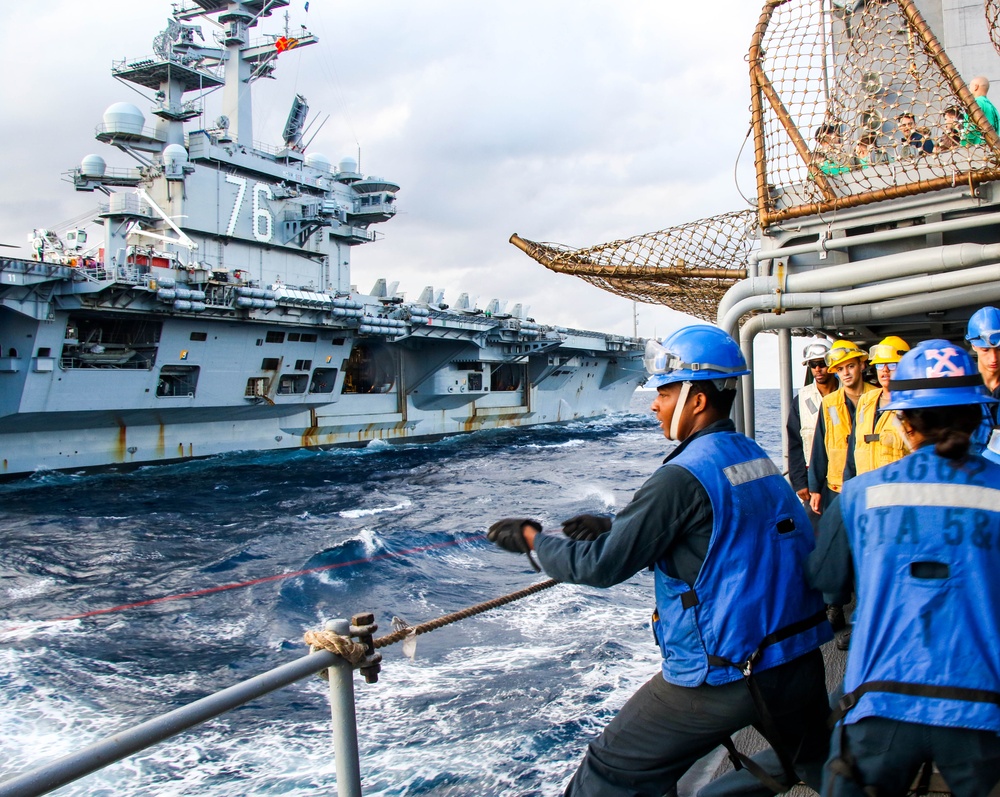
{"left": 739, "top": 331, "right": 756, "bottom": 439}
{"left": 778, "top": 328, "right": 793, "bottom": 477}
{"left": 326, "top": 619, "right": 363, "bottom": 797}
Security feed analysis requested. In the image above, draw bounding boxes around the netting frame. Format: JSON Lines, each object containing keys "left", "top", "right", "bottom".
{"left": 750, "top": 0, "right": 1000, "bottom": 228}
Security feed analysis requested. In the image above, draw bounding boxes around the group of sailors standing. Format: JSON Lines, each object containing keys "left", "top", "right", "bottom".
{"left": 486, "top": 312, "right": 1000, "bottom": 797}
{"left": 791, "top": 310, "right": 1000, "bottom": 504}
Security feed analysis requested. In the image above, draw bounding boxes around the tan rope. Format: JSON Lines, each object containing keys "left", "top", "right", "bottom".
{"left": 303, "top": 579, "right": 561, "bottom": 666}
{"left": 303, "top": 629, "right": 367, "bottom": 665}
{"left": 373, "top": 579, "right": 560, "bottom": 649}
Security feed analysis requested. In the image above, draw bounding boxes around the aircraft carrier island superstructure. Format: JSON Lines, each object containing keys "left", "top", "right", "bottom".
{"left": 0, "top": 0, "right": 645, "bottom": 480}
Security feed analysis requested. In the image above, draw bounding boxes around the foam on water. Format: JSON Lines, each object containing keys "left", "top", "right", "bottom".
{"left": 0, "top": 392, "right": 783, "bottom": 795}
{"left": 339, "top": 500, "right": 413, "bottom": 519}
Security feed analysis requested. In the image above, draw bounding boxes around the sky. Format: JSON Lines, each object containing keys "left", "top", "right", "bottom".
{"left": 0, "top": 0, "right": 802, "bottom": 386}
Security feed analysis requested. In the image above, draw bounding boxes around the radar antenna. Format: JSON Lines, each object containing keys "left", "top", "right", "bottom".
{"left": 282, "top": 95, "right": 309, "bottom": 149}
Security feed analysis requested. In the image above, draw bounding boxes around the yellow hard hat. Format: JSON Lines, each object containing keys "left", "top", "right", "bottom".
{"left": 868, "top": 336, "right": 910, "bottom": 365}
{"left": 824, "top": 340, "right": 867, "bottom": 369}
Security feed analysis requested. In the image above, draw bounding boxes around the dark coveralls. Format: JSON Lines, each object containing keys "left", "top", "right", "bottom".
{"left": 533, "top": 419, "right": 831, "bottom": 797}
{"left": 807, "top": 447, "right": 1000, "bottom": 796}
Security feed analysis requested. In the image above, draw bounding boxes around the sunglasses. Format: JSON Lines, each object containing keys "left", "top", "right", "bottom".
{"left": 877, "top": 362, "right": 898, "bottom": 372}
{"left": 807, "top": 360, "right": 826, "bottom": 369}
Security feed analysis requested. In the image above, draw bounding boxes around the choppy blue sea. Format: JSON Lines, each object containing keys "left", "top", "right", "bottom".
{"left": 0, "top": 390, "right": 782, "bottom": 796}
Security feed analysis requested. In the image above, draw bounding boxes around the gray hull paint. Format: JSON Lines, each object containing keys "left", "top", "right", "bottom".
{"left": 0, "top": 301, "right": 643, "bottom": 478}
{"left": 0, "top": 3, "right": 645, "bottom": 479}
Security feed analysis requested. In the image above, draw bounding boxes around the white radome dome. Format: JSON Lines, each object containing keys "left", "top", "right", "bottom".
{"left": 305, "top": 152, "right": 332, "bottom": 173}
{"left": 163, "top": 143, "right": 189, "bottom": 166}
{"left": 80, "top": 154, "right": 107, "bottom": 178}
{"left": 103, "top": 102, "right": 145, "bottom": 135}
{"left": 338, "top": 156, "right": 358, "bottom": 174}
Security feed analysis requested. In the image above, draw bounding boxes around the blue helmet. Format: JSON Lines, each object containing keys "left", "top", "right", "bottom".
{"left": 966, "top": 306, "right": 1000, "bottom": 348}
{"left": 644, "top": 325, "right": 750, "bottom": 390}
{"left": 885, "top": 339, "right": 998, "bottom": 410}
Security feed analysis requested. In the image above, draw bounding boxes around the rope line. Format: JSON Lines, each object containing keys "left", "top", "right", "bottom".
{"left": 372, "top": 578, "right": 560, "bottom": 649}
{"left": 1, "top": 535, "right": 485, "bottom": 634}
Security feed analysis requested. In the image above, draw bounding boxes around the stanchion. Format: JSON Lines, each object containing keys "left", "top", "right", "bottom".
{"left": 325, "top": 619, "right": 363, "bottom": 797}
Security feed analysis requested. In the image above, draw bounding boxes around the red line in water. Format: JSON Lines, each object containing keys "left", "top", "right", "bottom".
{"left": 3, "top": 534, "right": 486, "bottom": 632}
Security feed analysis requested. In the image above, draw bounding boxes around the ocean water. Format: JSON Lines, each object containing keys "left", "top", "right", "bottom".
{"left": 0, "top": 390, "right": 782, "bottom": 797}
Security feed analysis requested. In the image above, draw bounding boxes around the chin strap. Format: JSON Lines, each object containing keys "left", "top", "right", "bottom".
{"left": 669, "top": 380, "right": 693, "bottom": 441}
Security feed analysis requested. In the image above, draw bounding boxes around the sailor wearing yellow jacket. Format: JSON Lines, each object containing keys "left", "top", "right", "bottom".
{"left": 853, "top": 336, "right": 910, "bottom": 475}
{"left": 808, "top": 341, "right": 879, "bottom": 514}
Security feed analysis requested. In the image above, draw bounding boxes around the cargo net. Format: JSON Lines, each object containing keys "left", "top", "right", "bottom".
{"left": 989, "top": 0, "right": 1000, "bottom": 56}
{"left": 510, "top": 210, "right": 756, "bottom": 323}
{"left": 752, "top": 0, "right": 1000, "bottom": 226}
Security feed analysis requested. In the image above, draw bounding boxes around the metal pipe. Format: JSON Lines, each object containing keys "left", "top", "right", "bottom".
{"left": 827, "top": 282, "right": 1000, "bottom": 325}
{"left": 327, "top": 619, "right": 363, "bottom": 797}
{"left": 778, "top": 328, "right": 793, "bottom": 477}
{"left": 736, "top": 280, "right": 1000, "bottom": 442}
{"left": 720, "top": 242, "right": 1000, "bottom": 328}
{"left": 0, "top": 648, "right": 346, "bottom": 797}
{"left": 722, "top": 259, "right": 1000, "bottom": 336}
{"left": 751, "top": 208, "right": 1000, "bottom": 264}
{"left": 738, "top": 333, "right": 755, "bottom": 438}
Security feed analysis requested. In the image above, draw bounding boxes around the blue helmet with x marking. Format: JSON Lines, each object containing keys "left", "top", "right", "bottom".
{"left": 886, "top": 339, "right": 997, "bottom": 411}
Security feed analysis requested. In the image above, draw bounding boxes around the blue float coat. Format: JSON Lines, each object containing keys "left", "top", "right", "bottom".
{"left": 652, "top": 430, "right": 829, "bottom": 685}
{"left": 814, "top": 445, "right": 1000, "bottom": 732}
{"left": 535, "top": 419, "right": 830, "bottom": 687}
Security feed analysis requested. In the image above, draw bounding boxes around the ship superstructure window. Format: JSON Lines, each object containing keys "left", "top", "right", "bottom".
{"left": 156, "top": 365, "right": 199, "bottom": 397}
{"left": 288, "top": 333, "right": 301, "bottom": 341}
{"left": 294, "top": 359, "right": 312, "bottom": 371}
{"left": 300, "top": 333, "right": 318, "bottom": 343}
{"left": 190, "top": 331, "right": 208, "bottom": 341}
{"left": 277, "top": 374, "right": 307, "bottom": 394}
{"left": 261, "top": 358, "right": 280, "bottom": 370}
{"left": 265, "top": 331, "right": 285, "bottom": 343}
{"left": 342, "top": 342, "right": 395, "bottom": 394}
{"left": 309, "top": 368, "right": 338, "bottom": 393}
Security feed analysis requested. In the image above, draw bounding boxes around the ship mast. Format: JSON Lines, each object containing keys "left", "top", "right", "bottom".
{"left": 172, "top": 1, "right": 315, "bottom": 148}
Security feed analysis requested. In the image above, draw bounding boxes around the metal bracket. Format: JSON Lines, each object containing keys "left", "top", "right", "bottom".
{"left": 350, "top": 612, "right": 382, "bottom": 683}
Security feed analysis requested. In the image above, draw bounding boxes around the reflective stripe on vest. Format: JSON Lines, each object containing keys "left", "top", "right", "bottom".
{"left": 839, "top": 448, "right": 1000, "bottom": 731}
{"left": 822, "top": 384, "right": 877, "bottom": 492}
{"left": 865, "top": 482, "right": 1000, "bottom": 512}
{"left": 798, "top": 383, "right": 822, "bottom": 463}
{"left": 853, "top": 389, "right": 908, "bottom": 475}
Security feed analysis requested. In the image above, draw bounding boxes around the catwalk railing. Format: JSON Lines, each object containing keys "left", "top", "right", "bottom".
{"left": 0, "top": 579, "right": 559, "bottom": 797}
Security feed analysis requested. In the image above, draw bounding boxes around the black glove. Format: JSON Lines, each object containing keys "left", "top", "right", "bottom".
{"left": 561, "top": 514, "right": 612, "bottom": 541}
{"left": 487, "top": 518, "right": 542, "bottom": 553}
{"left": 487, "top": 518, "right": 543, "bottom": 572}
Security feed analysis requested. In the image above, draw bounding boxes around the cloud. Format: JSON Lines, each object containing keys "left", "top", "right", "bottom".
{"left": 0, "top": 0, "right": 781, "bottom": 379}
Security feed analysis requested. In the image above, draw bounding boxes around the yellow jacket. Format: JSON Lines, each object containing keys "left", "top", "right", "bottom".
{"left": 821, "top": 383, "right": 879, "bottom": 492}
{"left": 853, "top": 389, "right": 909, "bottom": 474}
